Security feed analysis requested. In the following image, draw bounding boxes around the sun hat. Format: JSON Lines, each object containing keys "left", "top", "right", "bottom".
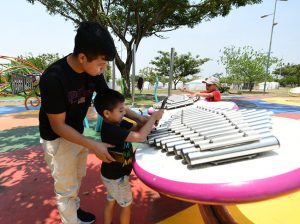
{"left": 202, "top": 76, "right": 220, "bottom": 86}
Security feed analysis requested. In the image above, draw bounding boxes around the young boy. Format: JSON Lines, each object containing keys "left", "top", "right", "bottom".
{"left": 39, "top": 21, "right": 148, "bottom": 224}
{"left": 180, "top": 76, "right": 221, "bottom": 102}
{"left": 94, "top": 89, "right": 164, "bottom": 224}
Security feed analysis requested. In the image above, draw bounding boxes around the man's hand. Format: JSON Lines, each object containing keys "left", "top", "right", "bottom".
{"left": 93, "top": 142, "right": 115, "bottom": 163}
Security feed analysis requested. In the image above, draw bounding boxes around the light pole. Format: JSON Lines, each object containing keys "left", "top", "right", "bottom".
{"left": 261, "top": 0, "right": 287, "bottom": 93}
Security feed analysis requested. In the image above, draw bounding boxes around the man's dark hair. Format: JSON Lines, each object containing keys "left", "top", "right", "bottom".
{"left": 73, "top": 21, "right": 116, "bottom": 61}
{"left": 94, "top": 89, "right": 125, "bottom": 116}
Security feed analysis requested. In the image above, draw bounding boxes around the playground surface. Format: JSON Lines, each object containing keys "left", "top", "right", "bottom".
{"left": 1, "top": 95, "right": 300, "bottom": 224}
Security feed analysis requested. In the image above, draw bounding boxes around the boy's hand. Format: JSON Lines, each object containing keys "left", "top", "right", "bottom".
{"left": 93, "top": 142, "right": 115, "bottom": 163}
{"left": 138, "top": 115, "right": 150, "bottom": 125}
{"left": 152, "top": 109, "right": 164, "bottom": 120}
{"left": 179, "top": 87, "right": 186, "bottom": 92}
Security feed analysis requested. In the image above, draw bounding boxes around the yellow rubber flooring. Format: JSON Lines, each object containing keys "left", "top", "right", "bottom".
{"left": 263, "top": 97, "right": 300, "bottom": 107}
{"left": 226, "top": 190, "right": 300, "bottom": 224}
{"left": 157, "top": 204, "right": 205, "bottom": 224}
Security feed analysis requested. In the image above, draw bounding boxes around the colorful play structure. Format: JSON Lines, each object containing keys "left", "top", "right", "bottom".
{"left": 0, "top": 55, "right": 42, "bottom": 109}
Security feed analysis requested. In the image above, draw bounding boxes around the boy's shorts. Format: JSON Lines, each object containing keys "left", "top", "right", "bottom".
{"left": 101, "top": 174, "right": 132, "bottom": 207}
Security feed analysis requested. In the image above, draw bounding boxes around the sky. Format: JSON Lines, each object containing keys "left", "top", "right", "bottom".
{"left": 0, "top": 0, "right": 299, "bottom": 78}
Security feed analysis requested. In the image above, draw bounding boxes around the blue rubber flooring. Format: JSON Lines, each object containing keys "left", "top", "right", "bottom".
{"left": 0, "top": 105, "right": 40, "bottom": 115}
{"left": 224, "top": 99, "right": 300, "bottom": 114}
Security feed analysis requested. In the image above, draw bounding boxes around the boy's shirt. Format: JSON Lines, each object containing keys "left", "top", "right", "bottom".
{"left": 201, "top": 90, "right": 221, "bottom": 102}
{"left": 100, "top": 119, "right": 133, "bottom": 179}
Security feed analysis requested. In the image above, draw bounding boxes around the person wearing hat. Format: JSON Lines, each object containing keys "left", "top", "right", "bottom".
{"left": 180, "top": 76, "right": 221, "bottom": 102}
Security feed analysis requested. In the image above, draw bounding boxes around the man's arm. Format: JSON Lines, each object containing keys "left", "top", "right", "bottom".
{"left": 47, "top": 112, "right": 115, "bottom": 162}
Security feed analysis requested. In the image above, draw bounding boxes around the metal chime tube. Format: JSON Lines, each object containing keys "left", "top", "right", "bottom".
{"left": 186, "top": 136, "right": 279, "bottom": 165}
{"left": 195, "top": 134, "right": 261, "bottom": 151}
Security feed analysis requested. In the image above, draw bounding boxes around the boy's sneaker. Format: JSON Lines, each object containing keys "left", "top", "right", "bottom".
{"left": 77, "top": 208, "right": 96, "bottom": 224}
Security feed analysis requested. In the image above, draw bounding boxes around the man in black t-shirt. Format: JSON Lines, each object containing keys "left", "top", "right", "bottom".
{"left": 39, "top": 22, "right": 149, "bottom": 224}
{"left": 93, "top": 89, "right": 163, "bottom": 224}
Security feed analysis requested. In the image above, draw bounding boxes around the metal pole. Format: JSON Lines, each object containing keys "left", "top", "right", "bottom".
{"left": 132, "top": 44, "right": 136, "bottom": 105}
{"left": 112, "top": 60, "right": 116, "bottom": 90}
{"left": 168, "top": 48, "right": 175, "bottom": 96}
{"left": 264, "top": 0, "right": 278, "bottom": 93}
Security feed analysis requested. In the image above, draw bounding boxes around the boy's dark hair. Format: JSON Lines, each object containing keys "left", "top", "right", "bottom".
{"left": 94, "top": 89, "right": 125, "bottom": 116}
{"left": 73, "top": 21, "right": 116, "bottom": 62}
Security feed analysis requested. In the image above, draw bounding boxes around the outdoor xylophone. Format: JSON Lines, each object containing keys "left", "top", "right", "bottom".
{"left": 147, "top": 105, "right": 279, "bottom": 166}
{"left": 153, "top": 94, "right": 199, "bottom": 110}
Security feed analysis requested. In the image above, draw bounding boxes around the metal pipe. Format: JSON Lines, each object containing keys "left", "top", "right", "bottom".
{"left": 154, "top": 134, "right": 181, "bottom": 146}
{"left": 171, "top": 113, "right": 222, "bottom": 123}
{"left": 156, "top": 118, "right": 269, "bottom": 141}
{"left": 160, "top": 137, "right": 185, "bottom": 148}
{"left": 186, "top": 136, "right": 279, "bottom": 165}
{"left": 148, "top": 131, "right": 173, "bottom": 139}
{"left": 175, "top": 118, "right": 231, "bottom": 127}
{"left": 195, "top": 134, "right": 261, "bottom": 151}
{"left": 173, "top": 143, "right": 195, "bottom": 155}
{"left": 170, "top": 110, "right": 271, "bottom": 126}
{"left": 198, "top": 125, "right": 246, "bottom": 136}
{"left": 181, "top": 147, "right": 200, "bottom": 161}
{"left": 165, "top": 101, "right": 194, "bottom": 110}
{"left": 180, "top": 130, "right": 197, "bottom": 137}
{"left": 165, "top": 140, "right": 188, "bottom": 152}
{"left": 168, "top": 47, "right": 175, "bottom": 96}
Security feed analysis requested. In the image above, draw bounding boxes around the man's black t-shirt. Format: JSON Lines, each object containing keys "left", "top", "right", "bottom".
{"left": 100, "top": 120, "right": 133, "bottom": 180}
{"left": 39, "top": 56, "right": 109, "bottom": 140}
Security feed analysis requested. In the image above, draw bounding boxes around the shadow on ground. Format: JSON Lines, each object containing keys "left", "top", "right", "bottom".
{"left": 0, "top": 146, "right": 192, "bottom": 224}
{"left": 0, "top": 126, "right": 40, "bottom": 152}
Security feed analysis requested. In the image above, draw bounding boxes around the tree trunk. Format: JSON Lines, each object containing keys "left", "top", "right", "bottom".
{"left": 249, "top": 82, "right": 254, "bottom": 92}
{"left": 115, "top": 51, "right": 133, "bottom": 97}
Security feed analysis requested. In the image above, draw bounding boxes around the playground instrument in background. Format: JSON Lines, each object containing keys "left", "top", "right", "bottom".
{"left": 0, "top": 55, "right": 42, "bottom": 110}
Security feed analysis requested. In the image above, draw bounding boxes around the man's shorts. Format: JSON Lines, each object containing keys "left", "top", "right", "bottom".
{"left": 101, "top": 174, "right": 133, "bottom": 207}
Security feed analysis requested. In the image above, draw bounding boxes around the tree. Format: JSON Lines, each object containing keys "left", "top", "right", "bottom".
{"left": 139, "top": 67, "right": 169, "bottom": 88}
{"left": 27, "top": 0, "right": 262, "bottom": 95}
{"left": 139, "top": 67, "right": 156, "bottom": 86}
{"left": 150, "top": 51, "right": 209, "bottom": 89}
{"left": 274, "top": 64, "right": 300, "bottom": 87}
{"left": 220, "top": 46, "right": 279, "bottom": 91}
{"left": 104, "top": 63, "right": 112, "bottom": 82}
{"left": 18, "top": 53, "right": 61, "bottom": 71}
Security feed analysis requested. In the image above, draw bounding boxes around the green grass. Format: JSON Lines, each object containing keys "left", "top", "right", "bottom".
{"left": 228, "top": 87, "right": 292, "bottom": 97}
{"left": 125, "top": 93, "right": 162, "bottom": 107}
{"left": 140, "top": 88, "right": 181, "bottom": 95}
{"left": 126, "top": 89, "right": 182, "bottom": 107}
{"left": 0, "top": 95, "right": 24, "bottom": 101}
